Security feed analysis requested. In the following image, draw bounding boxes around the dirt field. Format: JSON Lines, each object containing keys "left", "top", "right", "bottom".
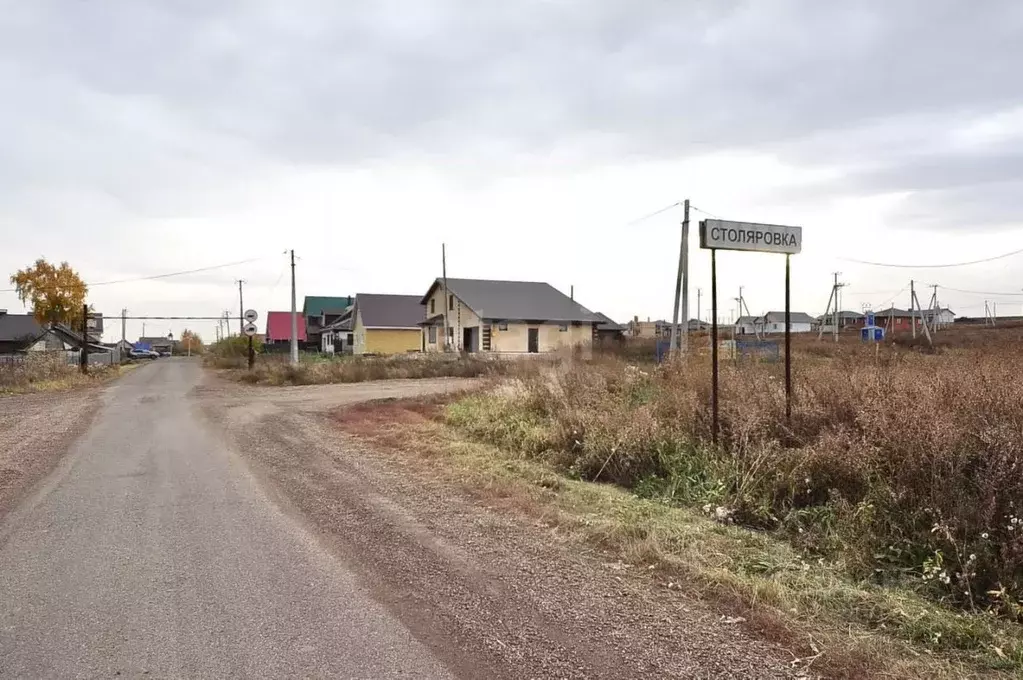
{"left": 198, "top": 375, "right": 798, "bottom": 679}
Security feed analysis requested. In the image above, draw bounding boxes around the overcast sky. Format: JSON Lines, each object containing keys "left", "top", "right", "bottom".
{"left": 2, "top": 1, "right": 1022, "bottom": 342}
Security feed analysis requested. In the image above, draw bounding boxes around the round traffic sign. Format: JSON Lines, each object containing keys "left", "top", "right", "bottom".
{"left": 243, "top": 322, "right": 258, "bottom": 337}
{"left": 244, "top": 309, "right": 258, "bottom": 323}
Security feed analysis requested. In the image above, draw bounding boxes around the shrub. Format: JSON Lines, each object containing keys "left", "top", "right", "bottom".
{"left": 446, "top": 347, "right": 1023, "bottom": 618}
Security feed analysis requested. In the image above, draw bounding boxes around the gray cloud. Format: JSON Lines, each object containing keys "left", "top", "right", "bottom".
{"left": 2, "top": 1, "right": 1022, "bottom": 230}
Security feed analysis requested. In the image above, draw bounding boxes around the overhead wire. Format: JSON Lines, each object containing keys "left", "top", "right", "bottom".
{"left": 0, "top": 255, "right": 270, "bottom": 292}
{"left": 838, "top": 246, "right": 1023, "bottom": 269}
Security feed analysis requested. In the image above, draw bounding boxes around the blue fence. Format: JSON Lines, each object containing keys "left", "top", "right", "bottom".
{"left": 735, "top": 339, "right": 780, "bottom": 362}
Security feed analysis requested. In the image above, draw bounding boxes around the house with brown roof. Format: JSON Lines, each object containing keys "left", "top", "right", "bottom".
{"left": 419, "top": 278, "right": 601, "bottom": 354}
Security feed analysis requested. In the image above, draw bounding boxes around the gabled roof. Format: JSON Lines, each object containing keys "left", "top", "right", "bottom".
{"left": 302, "top": 296, "right": 354, "bottom": 317}
{"left": 265, "top": 311, "right": 307, "bottom": 341}
{"left": 355, "top": 294, "right": 424, "bottom": 329}
{"left": 763, "top": 311, "right": 816, "bottom": 324}
{"left": 594, "top": 312, "right": 625, "bottom": 332}
{"left": 873, "top": 307, "right": 914, "bottom": 317}
{"left": 0, "top": 312, "right": 44, "bottom": 344}
{"left": 422, "top": 278, "right": 601, "bottom": 323}
{"left": 736, "top": 312, "right": 815, "bottom": 325}
{"left": 323, "top": 314, "right": 353, "bottom": 332}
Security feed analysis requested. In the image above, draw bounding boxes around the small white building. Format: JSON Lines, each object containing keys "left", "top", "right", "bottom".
{"left": 735, "top": 311, "right": 815, "bottom": 335}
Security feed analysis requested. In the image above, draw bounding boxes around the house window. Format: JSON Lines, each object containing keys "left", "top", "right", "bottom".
{"left": 448, "top": 294, "right": 454, "bottom": 310}
{"left": 498, "top": 321, "right": 508, "bottom": 331}
{"left": 558, "top": 324, "right": 568, "bottom": 332}
{"left": 430, "top": 299, "right": 435, "bottom": 314}
{"left": 428, "top": 326, "right": 437, "bottom": 343}
{"left": 346, "top": 333, "right": 353, "bottom": 346}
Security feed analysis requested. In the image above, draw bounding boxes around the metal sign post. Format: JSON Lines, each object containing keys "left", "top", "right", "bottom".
{"left": 243, "top": 314, "right": 258, "bottom": 370}
{"left": 701, "top": 219, "right": 803, "bottom": 444}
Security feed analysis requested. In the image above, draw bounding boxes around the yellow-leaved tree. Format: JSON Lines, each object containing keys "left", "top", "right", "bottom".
{"left": 179, "top": 329, "right": 204, "bottom": 355}
{"left": 9, "top": 259, "right": 89, "bottom": 327}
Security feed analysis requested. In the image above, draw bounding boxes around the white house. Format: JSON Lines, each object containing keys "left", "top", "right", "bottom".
{"left": 735, "top": 311, "right": 815, "bottom": 335}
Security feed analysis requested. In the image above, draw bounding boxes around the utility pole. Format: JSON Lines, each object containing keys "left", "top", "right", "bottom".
{"left": 237, "top": 279, "right": 245, "bottom": 335}
{"left": 290, "top": 249, "right": 298, "bottom": 365}
{"left": 121, "top": 308, "right": 127, "bottom": 345}
{"left": 669, "top": 199, "right": 690, "bottom": 358}
{"left": 442, "top": 243, "right": 451, "bottom": 352}
{"left": 697, "top": 288, "right": 702, "bottom": 325}
{"left": 912, "top": 278, "right": 920, "bottom": 337}
{"left": 818, "top": 273, "right": 844, "bottom": 341}
{"left": 910, "top": 280, "right": 933, "bottom": 346}
{"left": 80, "top": 303, "right": 88, "bottom": 374}
{"left": 736, "top": 286, "right": 760, "bottom": 340}
{"left": 926, "top": 284, "right": 940, "bottom": 332}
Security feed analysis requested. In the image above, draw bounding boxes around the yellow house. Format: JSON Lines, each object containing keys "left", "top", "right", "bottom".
{"left": 419, "top": 278, "right": 600, "bottom": 354}
{"left": 351, "top": 293, "right": 424, "bottom": 355}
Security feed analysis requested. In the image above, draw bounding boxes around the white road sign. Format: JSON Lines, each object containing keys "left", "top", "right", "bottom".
{"left": 700, "top": 219, "right": 802, "bottom": 255}
{"left": 243, "top": 322, "right": 258, "bottom": 337}
{"left": 244, "top": 309, "right": 258, "bottom": 323}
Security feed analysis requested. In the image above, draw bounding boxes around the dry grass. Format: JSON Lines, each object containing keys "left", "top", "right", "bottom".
{"left": 0, "top": 353, "right": 122, "bottom": 394}
{"left": 209, "top": 352, "right": 548, "bottom": 386}
{"left": 437, "top": 339, "right": 1023, "bottom": 671}
{"left": 335, "top": 397, "right": 1022, "bottom": 678}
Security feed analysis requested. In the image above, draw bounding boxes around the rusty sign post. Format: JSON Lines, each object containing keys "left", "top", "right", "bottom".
{"left": 700, "top": 219, "right": 803, "bottom": 444}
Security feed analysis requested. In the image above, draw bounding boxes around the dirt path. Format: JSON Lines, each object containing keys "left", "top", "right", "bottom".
{"left": 0, "top": 390, "right": 102, "bottom": 519}
{"left": 200, "top": 375, "right": 798, "bottom": 679}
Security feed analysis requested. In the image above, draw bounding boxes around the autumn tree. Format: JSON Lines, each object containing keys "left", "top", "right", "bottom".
{"left": 9, "top": 259, "right": 89, "bottom": 327}
{"left": 179, "top": 329, "right": 204, "bottom": 355}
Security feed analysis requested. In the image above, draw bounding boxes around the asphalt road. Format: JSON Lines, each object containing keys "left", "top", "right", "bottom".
{"left": 0, "top": 359, "right": 454, "bottom": 679}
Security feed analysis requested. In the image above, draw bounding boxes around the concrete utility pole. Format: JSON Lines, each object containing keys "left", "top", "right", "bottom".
{"left": 910, "top": 280, "right": 933, "bottom": 346}
{"left": 442, "top": 243, "right": 450, "bottom": 352}
{"left": 669, "top": 199, "right": 690, "bottom": 358}
{"left": 818, "top": 272, "right": 844, "bottom": 341}
{"left": 910, "top": 280, "right": 917, "bottom": 339}
{"left": 121, "top": 308, "right": 127, "bottom": 346}
{"left": 237, "top": 279, "right": 245, "bottom": 335}
{"left": 290, "top": 249, "right": 299, "bottom": 365}
{"left": 697, "top": 288, "right": 702, "bottom": 325}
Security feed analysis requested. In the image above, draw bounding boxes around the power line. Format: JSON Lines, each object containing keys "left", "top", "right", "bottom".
{"left": 936, "top": 285, "right": 1023, "bottom": 297}
{"left": 690, "top": 205, "right": 724, "bottom": 220}
{"left": 623, "top": 201, "right": 681, "bottom": 227}
{"left": 0, "top": 256, "right": 269, "bottom": 292}
{"left": 839, "top": 246, "right": 1023, "bottom": 269}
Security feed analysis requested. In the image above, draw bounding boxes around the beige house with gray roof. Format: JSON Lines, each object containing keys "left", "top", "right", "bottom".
{"left": 419, "top": 278, "right": 601, "bottom": 354}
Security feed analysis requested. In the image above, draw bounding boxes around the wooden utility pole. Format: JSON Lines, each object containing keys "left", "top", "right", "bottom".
{"left": 669, "top": 199, "right": 690, "bottom": 358}
{"left": 80, "top": 303, "right": 88, "bottom": 374}
{"left": 442, "top": 243, "right": 450, "bottom": 352}
{"left": 289, "top": 250, "right": 298, "bottom": 365}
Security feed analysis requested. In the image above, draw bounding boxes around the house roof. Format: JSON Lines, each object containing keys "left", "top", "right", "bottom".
{"left": 422, "top": 278, "right": 602, "bottom": 323}
{"left": 0, "top": 312, "right": 43, "bottom": 344}
{"left": 737, "top": 312, "right": 816, "bottom": 325}
{"left": 265, "top": 311, "right": 308, "bottom": 341}
{"left": 763, "top": 311, "right": 816, "bottom": 324}
{"left": 594, "top": 312, "right": 625, "bottom": 331}
{"left": 872, "top": 307, "right": 914, "bottom": 317}
{"left": 302, "top": 295, "right": 354, "bottom": 317}
{"left": 138, "top": 336, "right": 174, "bottom": 345}
{"left": 355, "top": 293, "right": 424, "bottom": 328}
{"left": 322, "top": 314, "right": 353, "bottom": 332}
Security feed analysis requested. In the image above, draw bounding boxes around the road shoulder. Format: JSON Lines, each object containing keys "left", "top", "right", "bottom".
{"left": 200, "top": 378, "right": 799, "bottom": 679}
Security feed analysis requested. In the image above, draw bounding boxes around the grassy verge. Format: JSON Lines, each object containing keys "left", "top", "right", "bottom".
{"left": 338, "top": 397, "right": 1023, "bottom": 678}
{"left": 0, "top": 354, "right": 127, "bottom": 394}
{"left": 208, "top": 351, "right": 536, "bottom": 385}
